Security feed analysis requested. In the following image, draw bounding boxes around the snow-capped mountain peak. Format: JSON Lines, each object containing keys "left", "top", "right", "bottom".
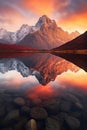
{"left": 35, "top": 15, "right": 55, "bottom": 28}
{"left": 0, "top": 15, "right": 80, "bottom": 45}
{"left": 0, "top": 24, "right": 34, "bottom": 43}
{"left": 16, "top": 24, "right": 32, "bottom": 41}
{"left": 0, "top": 21, "right": 44, "bottom": 44}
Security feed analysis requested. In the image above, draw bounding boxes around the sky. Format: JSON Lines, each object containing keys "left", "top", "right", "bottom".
{"left": 0, "top": 0, "right": 87, "bottom": 33}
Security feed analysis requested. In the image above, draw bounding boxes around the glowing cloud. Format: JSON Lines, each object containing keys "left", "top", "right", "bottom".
{"left": 0, "top": 0, "right": 87, "bottom": 33}
{"left": 22, "top": 0, "right": 55, "bottom": 16}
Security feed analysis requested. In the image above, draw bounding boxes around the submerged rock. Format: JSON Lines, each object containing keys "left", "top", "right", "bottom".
{"left": 65, "top": 94, "right": 80, "bottom": 103}
{"left": 65, "top": 116, "right": 80, "bottom": 129}
{"left": 26, "top": 119, "right": 37, "bottom": 130}
{"left": 21, "top": 106, "right": 30, "bottom": 115}
{"left": 75, "top": 102, "right": 83, "bottom": 109}
{"left": 46, "top": 117, "right": 60, "bottom": 130}
{"left": 14, "top": 97, "right": 25, "bottom": 106}
{"left": 59, "top": 100, "right": 71, "bottom": 112}
{"left": 4, "top": 109, "right": 20, "bottom": 125}
{"left": 30, "top": 107, "right": 48, "bottom": 119}
{"left": 43, "top": 99, "right": 60, "bottom": 114}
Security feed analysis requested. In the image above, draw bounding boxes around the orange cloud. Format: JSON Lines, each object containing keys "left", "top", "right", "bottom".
{"left": 22, "top": 0, "right": 55, "bottom": 16}
{"left": 0, "top": 0, "right": 87, "bottom": 33}
{"left": 58, "top": 12, "right": 87, "bottom": 33}
{"left": 0, "top": 9, "right": 34, "bottom": 31}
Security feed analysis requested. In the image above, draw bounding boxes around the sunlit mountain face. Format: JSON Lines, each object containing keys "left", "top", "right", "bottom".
{"left": 0, "top": 0, "right": 87, "bottom": 130}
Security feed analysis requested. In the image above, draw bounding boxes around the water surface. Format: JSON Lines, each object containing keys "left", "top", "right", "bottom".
{"left": 0, "top": 52, "right": 87, "bottom": 130}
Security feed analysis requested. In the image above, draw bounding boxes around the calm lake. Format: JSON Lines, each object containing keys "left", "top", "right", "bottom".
{"left": 0, "top": 52, "right": 87, "bottom": 130}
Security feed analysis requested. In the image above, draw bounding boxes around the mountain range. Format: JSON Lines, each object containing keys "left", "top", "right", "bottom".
{"left": 0, "top": 15, "right": 80, "bottom": 49}
{"left": 0, "top": 15, "right": 86, "bottom": 85}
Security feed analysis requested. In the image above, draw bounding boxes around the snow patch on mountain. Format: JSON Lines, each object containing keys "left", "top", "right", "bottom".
{"left": 35, "top": 15, "right": 55, "bottom": 28}
{"left": 0, "top": 15, "right": 80, "bottom": 45}
{"left": 0, "top": 15, "right": 58, "bottom": 44}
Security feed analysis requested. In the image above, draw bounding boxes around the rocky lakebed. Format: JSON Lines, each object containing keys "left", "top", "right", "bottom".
{"left": 0, "top": 87, "right": 87, "bottom": 130}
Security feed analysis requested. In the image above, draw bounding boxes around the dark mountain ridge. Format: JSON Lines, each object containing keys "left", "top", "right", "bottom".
{"left": 53, "top": 31, "right": 87, "bottom": 50}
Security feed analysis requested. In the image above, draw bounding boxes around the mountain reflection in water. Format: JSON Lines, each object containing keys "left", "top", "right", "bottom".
{"left": 51, "top": 52, "right": 87, "bottom": 72}
{"left": 0, "top": 52, "right": 80, "bottom": 85}
{"left": 0, "top": 52, "right": 87, "bottom": 130}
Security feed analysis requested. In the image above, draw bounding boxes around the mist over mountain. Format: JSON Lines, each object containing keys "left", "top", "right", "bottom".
{"left": 0, "top": 15, "right": 80, "bottom": 49}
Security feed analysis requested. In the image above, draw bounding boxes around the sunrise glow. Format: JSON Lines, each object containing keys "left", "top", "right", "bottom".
{"left": 0, "top": 0, "right": 87, "bottom": 33}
